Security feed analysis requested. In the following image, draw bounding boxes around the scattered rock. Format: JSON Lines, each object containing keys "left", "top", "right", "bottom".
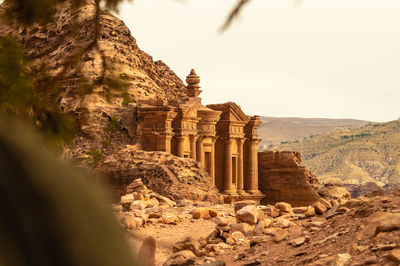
{"left": 193, "top": 208, "right": 211, "bottom": 219}
{"left": 234, "top": 201, "right": 256, "bottom": 213}
{"left": 387, "top": 249, "right": 400, "bottom": 263}
{"left": 230, "top": 223, "right": 254, "bottom": 236}
{"left": 173, "top": 237, "right": 200, "bottom": 256}
{"left": 130, "top": 200, "right": 147, "bottom": 210}
{"left": 312, "top": 201, "right": 327, "bottom": 215}
{"left": 274, "top": 229, "right": 289, "bottom": 242}
{"left": 163, "top": 250, "right": 196, "bottom": 266}
{"left": 236, "top": 205, "right": 259, "bottom": 225}
{"left": 362, "top": 212, "right": 400, "bottom": 238}
{"left": 214, "top": 217, "right": 229, "bottom": 226}
{"left": 290, "top": 237, "right": 306, "bottom": 247}
{"left": 276, "top": 217, "right": 291, "bottom": 228}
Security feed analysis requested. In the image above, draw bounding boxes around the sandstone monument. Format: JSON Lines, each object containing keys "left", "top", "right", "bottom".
{"left": 138, "top": 69, "right": 263, "bottom": 197}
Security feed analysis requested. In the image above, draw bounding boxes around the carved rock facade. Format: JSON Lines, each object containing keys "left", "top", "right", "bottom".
{"left": 258, "top": 151, "right": 320, "bottom": 206}
{"left": 137, "top": 70, "right": 263, "bottom": 197}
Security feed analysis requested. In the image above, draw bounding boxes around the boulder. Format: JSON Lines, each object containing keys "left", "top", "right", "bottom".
{"left": 305, "top": 206, "right": 316, "bottom": 217}
{"left": 262, "top": 206, "right": 280, "bottom": 217}
{"left": 317, "top": 198, "right": 332, "bottom": 209}
{"left": 274, "top": 229, "right": 289, "bottom": 242}
{"left": 274, "top": 202, "right": 293, "bottom": 215}
{"left": 162, "top": 213, "right": 180, "bottom": 224}
{"left": 312, "top": 201, "right": 327, "bottom": 215}
{"left": 318, "top": 186, "right": 351, "bottom": 200}
{"left": 388, "top": 249, "right": 400, "bottom": 263}
{"left": 214, "top": 217, "right": 229, "bottom": 226}
{"left": 290, "top": 237, "right": 306, "bottom": 247}
{"left": 276, "top": 217, "right": 291, "bottom": 228}
{"left": 126, "top": 178, "right": 146, "bottom": 193}
{"left": 193, "top": 208, "right": 211, "bottom": 219}
{"left": 258, "top": 151, "right": 320, "bottom": 207}
{"left": 151, "top": 193, "right": 176, "bottom": 207}
{"left": 341, "top": 199, "right": 364, "bottom": 209}
{"left": 236, "top": 205, "right": 259, "bottom": 225}
{"left": 173, "top": 237, "right": 200, "bottom": 256}
{"left": 231, "top": 231, "right": 246, "bottom": 242}
{"left": 133, "top": 192, "right": 145, "bottom": 201}
{"left": 234, "top": 201, "right": 256, "bottom": 213}
{"left": 362, "top": 212, "right": 400, "bottom": 238}
{"left": 120, "top": 193, "right": 135, "bottom": 205}
{"left": 130, "top": 200, "right": 147, "bottom": 210}
{"left": 230, "top": 223, "right": 254, "bottom": 236}
{"left": 209, "top": 209, "right": 219, "bottom": 217}
{"left": 146, "top": 197, "right": 160, "bottom": 208}
{"left": 163, "top": 250, "right": 196, "bottom": 266}
{"left": 292, "top": 207, "right": 308, "bottom": 214}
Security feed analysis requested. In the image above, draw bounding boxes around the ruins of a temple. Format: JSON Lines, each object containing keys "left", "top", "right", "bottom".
{"left": 137, "top": 70, "right": 319, "bottom": 206}
{"left": 137, "top": 70, "right": 263, "bottom": 197}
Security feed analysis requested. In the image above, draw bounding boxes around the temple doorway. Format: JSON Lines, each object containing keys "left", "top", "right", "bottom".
{"left": 205, "top": 152, "right": 212, "bottom": 176}
{"left": 232, "top": 156, "right": 237, "bottom": 186}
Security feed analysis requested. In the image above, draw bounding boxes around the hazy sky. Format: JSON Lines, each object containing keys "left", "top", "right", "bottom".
{"left": 118, "top": 0, "right": 400, "bottom": 122}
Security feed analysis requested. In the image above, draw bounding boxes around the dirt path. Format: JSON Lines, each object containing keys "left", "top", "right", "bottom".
{"left": 126, "top": 215, "right": 219, "bottom": 265}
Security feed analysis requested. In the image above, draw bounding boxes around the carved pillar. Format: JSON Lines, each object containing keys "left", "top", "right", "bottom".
{"left": 156, "top": 134, "right": 172, "bottom": 153}
{"left": 223, "top": 138, "right": 233, "bottom": 193}
{"left": 254, "top": 139, "right": 260, "bottom": 191}
{"left": 246, "top": 139, "right": 257, "bottom": 192}
{"left": 176, "top": 135, "right": 185, "bottom": 157}
{"left": 237, "top": 139, "right": 245, "bottom": 193}
{"left": 190, "top": 135, "right": 197, "bottom": 160}
{"left": 196, "top": 137, "right": 204, "bottom": 167}
{"left": 210, "top": 138, "right": 216, "bottom": 185}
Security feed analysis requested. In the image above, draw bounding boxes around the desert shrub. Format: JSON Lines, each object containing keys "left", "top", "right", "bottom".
{"left": 86, "top": 149, "right": 103, "bottom": 167}
{"left": 105, "top": 115, "right": 120, "bottom": 133}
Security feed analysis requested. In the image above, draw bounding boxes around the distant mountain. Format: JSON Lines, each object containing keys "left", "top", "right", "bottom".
{"left": 258, "top": 116, "right": 369, "bottom": 147}
{"left": 271, "top": 120, "right": 400, "bottom": 185}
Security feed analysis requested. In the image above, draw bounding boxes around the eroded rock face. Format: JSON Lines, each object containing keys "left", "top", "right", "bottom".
{"left": 0, "top": 1, "right": 187, "bottom": 157}
{"left": 100, "top": 147, "right": 221, "bottom": 202}
{"left": 258, "top": 151, "right": 320, "bottom": 207}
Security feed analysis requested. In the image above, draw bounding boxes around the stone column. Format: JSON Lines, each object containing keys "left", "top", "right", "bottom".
{"left": 254, "top": 139, "right": 260, "bottom": 191}
{"left": 156, "top": 134, "right": 172, "bottom": 153}
{"left": 223, "top": 138, "right": 233, "bottom": 193}
{"left": 237, "top": 139, "right": 245, "bottom": 193}
{"left": 246, "top": 139, "right": 257, "bottom": 192}
{"left": 196, "top": 137, "right": 204, "bottom": 167}
{"left": 190, "top": 135, "right": 197, "bottom": 160}
{"left": 210, "top": 138, "right": 216, "bottom": 185}
{"left": 176, "top": 135, "right": 185, "bottom": 157}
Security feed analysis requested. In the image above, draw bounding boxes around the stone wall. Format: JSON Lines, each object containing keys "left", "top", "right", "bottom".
{"left": 258, "top": 151, "right": 320, "bottom": 207}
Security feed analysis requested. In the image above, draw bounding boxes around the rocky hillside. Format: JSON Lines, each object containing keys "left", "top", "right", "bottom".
{"left": 259, "top": 116, "right": 369, "bottom": 147}
{"left": 0, "top": 1, "right": 219, "bottom": 200}
{"left": 0, "top": 0, "right": 187, "bottom": 154}
{"left": 271, "top": 120, "right": 400, "bottom": 185}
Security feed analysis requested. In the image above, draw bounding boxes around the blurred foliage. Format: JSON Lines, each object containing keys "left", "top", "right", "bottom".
{"left": 0, "top": 119, "right": 137, "bottom": 265}
{"left": 0, "top": 37, "right": 74, "bottom": 148}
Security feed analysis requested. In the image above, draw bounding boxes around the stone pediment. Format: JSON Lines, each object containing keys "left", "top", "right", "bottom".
{"left": 207, "top": 102, "right": 249, "bottom": 123}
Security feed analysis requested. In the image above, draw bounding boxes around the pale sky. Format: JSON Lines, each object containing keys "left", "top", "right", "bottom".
{"left": 117, "top": 0, "right": 400, "bottom": 122}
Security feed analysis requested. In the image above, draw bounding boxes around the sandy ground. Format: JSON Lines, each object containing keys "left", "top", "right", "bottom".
{"left": 125, "top": 204, "right": 235, "bottom": 266}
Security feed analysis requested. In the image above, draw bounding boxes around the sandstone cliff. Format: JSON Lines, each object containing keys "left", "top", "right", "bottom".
{"left": 0, "top": 1, "right": 218, "bottom": 201}
{"left": 258, "top": 151, "right": 320, "bottom": 206}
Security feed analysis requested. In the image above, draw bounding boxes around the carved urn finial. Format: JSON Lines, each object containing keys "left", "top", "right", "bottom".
{"left": 186, "top": 69, "right": 202, "bottom": 97}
